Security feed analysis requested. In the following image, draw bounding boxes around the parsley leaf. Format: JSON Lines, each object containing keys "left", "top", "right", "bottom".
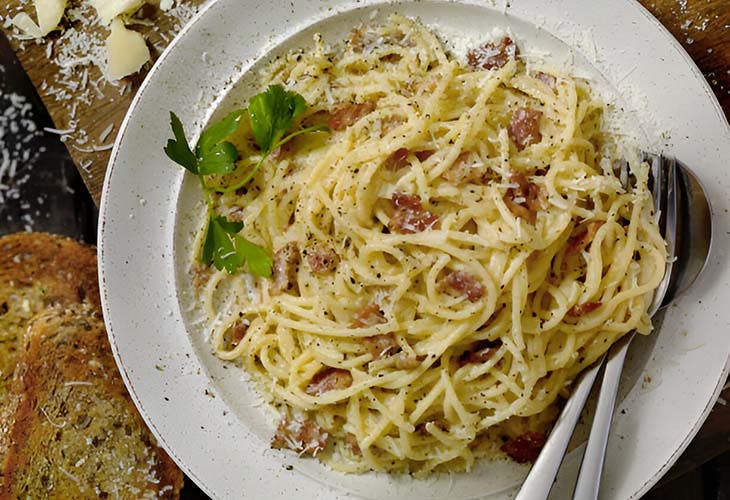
{"left": 166, "top": 87, "right": 328, "bottom": 277}
{"left": 165, "top": 110, "right": 245, "bottom": 175}
{"left": 164, "top": 112, "right": 198, "bottom": 173}
{"left": 196, "top": 110, "right": 246, "bottom": 174}
{"left": 234, "top": 235, "right": 274, "bottom": 277}
{"left": 201, "top": 215, "right": 272, "bottom": 276}
{"left": 248, "top": 85, "right": 307, "bottom": 153}
{"left": 197, "top": 110, "right": 246, "bottom": 153}
{"left": 197, "top": 141, "right": 239, "bottom": 175}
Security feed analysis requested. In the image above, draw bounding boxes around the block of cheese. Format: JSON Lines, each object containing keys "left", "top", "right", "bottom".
{"left": 89, "top": 0, "right": 146, "bottom": 25}
{"left": 106, "top": 18, "right": 151, "bottom": 80}
{"left": 10, "top": 13, "right": 43, "bottom": 38}
{"left": 35, "top": 0, "right": 67, "bottom": 35}
{"left": 11, "top": 0, "right": 67, "bottom": 37}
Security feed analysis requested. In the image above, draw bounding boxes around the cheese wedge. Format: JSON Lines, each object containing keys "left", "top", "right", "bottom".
{"left": 106, "top": 18, "right": 150, "bottom": 80}
{"left": 89, "top": 0, "right": 145, "bottom": 25}
{"left": 35, "top": 0, "right": 67, "bottom": 35}
{"left": 10, "top": 13, "right": 43, "bottom": 38}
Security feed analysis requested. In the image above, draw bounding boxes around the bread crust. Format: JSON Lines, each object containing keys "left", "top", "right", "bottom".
{"left": 0, "top": 233, "right": 183, "bottom": 499}
{"left": 0, "top": 306, "right": 183, "bottom": 499}
{"left": 0, "top": 232, "right": 100, "bottom": 406}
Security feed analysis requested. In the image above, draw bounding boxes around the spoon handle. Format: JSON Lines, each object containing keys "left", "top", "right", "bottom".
{"left": 515, "top": 357, "right": 604, "bottom": 500}
{"left": 572, "top": 332, "right": 633, "bottom": 500}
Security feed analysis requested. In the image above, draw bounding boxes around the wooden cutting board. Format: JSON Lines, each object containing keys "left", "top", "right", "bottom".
{"left": 3, "top": 0, "right": 728, "bottom": 203}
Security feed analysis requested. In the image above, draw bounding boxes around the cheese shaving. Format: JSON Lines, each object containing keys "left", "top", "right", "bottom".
{"left": 106, "top": 18, "right": 150, "bottom": 81}
{"left": 35, "top": 0, "right": 67, "bottom": 36}
{"left": 89, "top": 0, "right": 146, "bottom": 25}
{"left": 10, "top": 13, "right": 43, "bottom": 39}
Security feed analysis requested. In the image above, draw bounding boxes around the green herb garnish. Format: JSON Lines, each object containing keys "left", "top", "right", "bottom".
{"left": 164, "top": 84, "right": 328, "bottom": 276}
{"left": 202, "top": 215, "right": 272, "bottom": 275}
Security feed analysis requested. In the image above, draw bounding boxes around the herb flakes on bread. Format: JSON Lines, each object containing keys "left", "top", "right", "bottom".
{"left": 0, "top": 233, "right": 183, "bottom": 498}
{"left": 0, "top": 232, "right": 99, "bottom": 408}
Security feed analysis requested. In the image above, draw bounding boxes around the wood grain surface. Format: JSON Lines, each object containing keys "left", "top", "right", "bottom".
{"left": 2, "top": 0, "right": 728, "bottom": 491}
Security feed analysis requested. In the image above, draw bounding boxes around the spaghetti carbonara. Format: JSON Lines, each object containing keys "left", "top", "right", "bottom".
{"left": 193, "top": 16, "right": 666, "bottom": 475}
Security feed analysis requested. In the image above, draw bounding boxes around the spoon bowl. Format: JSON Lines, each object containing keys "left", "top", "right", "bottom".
{"left": 662, "top": 161, "right": 713, "bottom": 306}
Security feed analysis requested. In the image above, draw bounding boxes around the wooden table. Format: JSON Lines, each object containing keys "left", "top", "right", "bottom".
{"left": 3, "top": 0, "right": 728, "bottom": 495}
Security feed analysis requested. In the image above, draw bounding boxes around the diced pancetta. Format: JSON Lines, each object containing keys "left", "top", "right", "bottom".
{"left": 443, "top": 271, "right": 485, "bottom": 302}
{"left": 327, "top": 101, "right": 376, "bottom": 131}
{"left": 306, "top": 243, "right": 339, "bottom": 274}
{"left": 500, "top": 431, "right": 547, "bottom": 463}
{"left": 388, "top": 192, "right": 438, "bottom": 234}
{"left": 467, "top": 37, "right": 519, "bottom": 70}
{"left": 271, "top": 417, "right": 328, "bottom": 456}
{"left": 566, "top": 221, "right": 604, "bottom": 255}
{"left": 352, "top": 303, "right": 387, "bottom": 327}
{"left": 305, "top": 367, "right": 353, "bottom": 395}
{"left": 363, "top": 333, "right": 399, "bottom": 359}
{"left": 509, "top": 107, "right": 543, "bottom": 151}
{"left": 503, "top": 172, "right": 546, "bottom": 224}
{"left": 271, "top": 242, "right": 300, "bottom": 295}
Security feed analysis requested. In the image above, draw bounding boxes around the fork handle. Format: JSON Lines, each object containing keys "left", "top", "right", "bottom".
{"left": 572, "top": 332, "right": 634, "bottom": 500}
{"left": 515, "top": 357, "right": 604, "bottom": 500}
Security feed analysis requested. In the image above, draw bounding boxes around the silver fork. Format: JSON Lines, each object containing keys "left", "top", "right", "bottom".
{"left": 515, "top": 153, "right": 678, "bottom": 500}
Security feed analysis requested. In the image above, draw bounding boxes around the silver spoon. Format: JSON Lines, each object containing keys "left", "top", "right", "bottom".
{"left": 516, "top": 156, "right": 712, "bottom": 500}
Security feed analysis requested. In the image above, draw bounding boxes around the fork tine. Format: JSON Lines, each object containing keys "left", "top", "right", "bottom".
{"left": 650, "top": 155, "right": 677, "bottom": 314}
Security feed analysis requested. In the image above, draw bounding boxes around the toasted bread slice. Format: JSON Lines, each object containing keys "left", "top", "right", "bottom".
{"left": 0, "top": 232, "right": 100, "bottom": 408}
{"left": 0, "top": 305, "right": 183, "bottom": 499}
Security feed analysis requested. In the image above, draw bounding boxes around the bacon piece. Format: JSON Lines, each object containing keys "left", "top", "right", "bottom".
{"left": 384, "top": 148, "right": 410, "bottom": 170}
{"left": 566, "top": 221, "right": 604, "bottom": 256}
{"left": 352, "top": 303, "right": 387, "bottom": 328}
{"left": 467, "top": 37, "right": 519, "bottom": 70}
{"left": 271, "top": 242, "right": 300, "bottom": 295}
{"left": 415, "top": 419, "right": 447, "bottom": 435}
{"left": 567, "top": 301, "right": 602, "bottom": 317}
{"left": 388, "top": 192, "right": 438, "bottom": 234}
{"left": 509, "top": 107, "right": 543, "bottom": 151}
{"left": 414, "top": 150, "right": 435, "bottom": 162}
{"left": 271, "top": 417, "right": 328, "bottom": 456}
{"left": 443, "top": 271, "right": 485, "bottom": 302}
{"left": 534, "top": 71, "right": 557, "bottom": 90}
{"left": 459, "top": 339, "right": 502, "bottom": 365}
{"left": 305, "top": 367, "right": 353, "bottom": 396}
{"left": 349, "top": 27, "right": 410, "bottom": 52}
{"left": 327, "top": 101, "right": 376, "bottom": 131}
{"left": 503, "top": 172, "right": 546, "bottom": 225}
{"left": 345, "top": 433, "right": 361, "bottom": 454}
{"left": 222, "top": 321, "right": 248, "bottom": 349}
{"left": 442, "top": 151, "right": 488, "bottom": 185}
{"left": 363, "top": 333, "right": 399, "bottom": 359}
{"left": 306, "top": 243, "right": 339, "bottom": 274}
{"left": 501, "top": 431, "right": 547, "bottom": 464}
